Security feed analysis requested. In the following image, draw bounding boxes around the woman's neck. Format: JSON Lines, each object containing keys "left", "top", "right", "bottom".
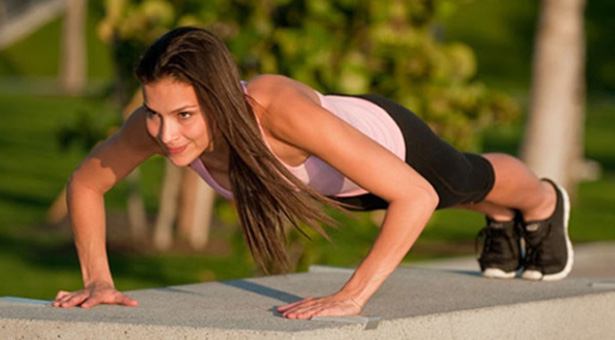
{"left": 200, "top": 132, "right": 230, "bottom": 171}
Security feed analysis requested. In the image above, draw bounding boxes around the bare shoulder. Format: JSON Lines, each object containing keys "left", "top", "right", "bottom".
{"left": 246, "top": 74, "right": 320, "bottom": 111}
{"left": 71, "top": 106, "right": 163, "bottom": 193}
{"left": 244, "top": 74, "right": 326, "bottom": 160}
{"left": 119, "top": 106, "right": 164, "bottom": 155}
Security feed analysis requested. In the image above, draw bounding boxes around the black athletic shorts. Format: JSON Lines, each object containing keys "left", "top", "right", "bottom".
{"left": 330, "top": 94, "right": 495, "bottom": 211}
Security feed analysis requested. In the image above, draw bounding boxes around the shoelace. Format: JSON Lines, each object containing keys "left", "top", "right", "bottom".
{"left": 520, "top": 227, "right": 546, "bottom": 268}
{"left": 524, "top": 244, "right": 539, "bottom": 267}
{"left": 475, "top": 227, "right": 507, "bottom": 259}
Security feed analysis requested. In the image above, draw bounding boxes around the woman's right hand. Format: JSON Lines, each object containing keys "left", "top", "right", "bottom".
{"left": 52, "top": 282, "right": 138, "bottom": 308}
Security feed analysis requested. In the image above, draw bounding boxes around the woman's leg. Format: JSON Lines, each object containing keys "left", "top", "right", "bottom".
{"left": 456, "top": 152, "right": 572, "bottom": 281}
{"left": 454, "top": 153, "right": 556, "bottom": 221}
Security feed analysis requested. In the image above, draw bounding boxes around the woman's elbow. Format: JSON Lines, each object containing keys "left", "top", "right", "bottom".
{"left": 422, "top": 184, "right": 439, "bottom": 211}
{"left": 392, "top": 182, "right": 439, "bottom": 213}
{"left": 66, "top": 167, "right": 109, "bottom": 198}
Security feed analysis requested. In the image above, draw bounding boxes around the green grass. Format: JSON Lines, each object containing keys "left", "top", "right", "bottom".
{"left": 0, "top": 225, "right": 255, "bottom": 299}
{"left": 442, "top": 0, "right": 538, "bottom": 90}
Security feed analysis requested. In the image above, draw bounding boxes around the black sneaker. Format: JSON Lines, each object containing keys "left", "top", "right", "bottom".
{"left": 476, "top": 214, "right": 522, "bottom": 279}
{"left": 521, "top": 179, "right": 573, "bottom": 281}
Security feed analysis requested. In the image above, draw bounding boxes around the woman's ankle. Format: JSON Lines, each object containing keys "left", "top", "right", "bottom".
{"left": 520, "top": 180, "right": 557, "bottom": 222}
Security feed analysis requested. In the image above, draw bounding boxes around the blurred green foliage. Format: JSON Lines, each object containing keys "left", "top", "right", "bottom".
{"left": 97, "top": 0, "right": 518, "bottom": 150}
{"left": 438, "top": 0, "right": 538, "bottom": 91}
{"left": 585, "top": 0, "right": 615, "bottom": 94}
{"left": 57, "top": 110, "right": 122, "bottom": 152}
{"left": 442, "top": 0, "right": 615, "bottom": 95}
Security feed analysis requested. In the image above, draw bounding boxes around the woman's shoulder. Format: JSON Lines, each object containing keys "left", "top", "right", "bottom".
{"left": 244, "top": 74, "right": 324, "bottom": 153}
{"left": 119, "top": 106, "right": 164, "bottom": 155}
{"left": 245, "top": 74, "right": 320, "bottom": 110}
{"left": 245, "top": 74, "right": 291, "bottom": 92}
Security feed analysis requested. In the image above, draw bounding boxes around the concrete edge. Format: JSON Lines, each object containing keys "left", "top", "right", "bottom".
{"left": 0, "top": 318, "right": 312, "bottom": 340}
{"left": 3, "top": 291, "right": 614, "bottom": 339}
{"left": 308, "top": 265, "right": 355, "bottom": 274}
{"left": 367, "top": 290, "right": 615, "bottom": 340}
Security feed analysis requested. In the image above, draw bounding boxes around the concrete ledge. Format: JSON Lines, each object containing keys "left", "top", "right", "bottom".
{"left": 2, "top": 268, "right": 615, "bottom": 339}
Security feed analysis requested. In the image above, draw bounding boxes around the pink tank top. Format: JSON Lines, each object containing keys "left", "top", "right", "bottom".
{"left": 189, "top": 84, "right": 406, "bottom": 199}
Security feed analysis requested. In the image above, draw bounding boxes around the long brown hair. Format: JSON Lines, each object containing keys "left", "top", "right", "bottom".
{"left": 136, "top": 27, "right": 346, "bottom": 271}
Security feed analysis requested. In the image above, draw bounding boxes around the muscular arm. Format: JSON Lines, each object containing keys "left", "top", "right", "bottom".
{"left": 249, "top": 75, "right": 438, "bottom": 318}
{"left": 54, "top": 107, "right": 162, "bottom": 308}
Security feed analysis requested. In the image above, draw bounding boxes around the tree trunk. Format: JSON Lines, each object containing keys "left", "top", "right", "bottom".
{"left": 59, "top": 0, "right": 87, "bottom": 95}
{"left": 126, "top": 169, "right": 148, "bottom": 240}
{"left": 153, "top": 160, "right": 183, "bottom": 250}
{"left": 46, "top": 187, "right": 67, "bottom": 225}
{"left": 520, "top": 0, "right": 586, "bottom": 199}
{"left": 122, "top": 91, "right": 149, "bottom": 240}
{"left": 178, "top": 168, "right": 215, "bottom": 250}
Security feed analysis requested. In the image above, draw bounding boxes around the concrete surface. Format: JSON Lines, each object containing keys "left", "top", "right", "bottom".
{"left": 1, "top": 242, "right": 614, "bottom": 339}
{"left": 408, "top": 241, "right": 615, "bottom": 277}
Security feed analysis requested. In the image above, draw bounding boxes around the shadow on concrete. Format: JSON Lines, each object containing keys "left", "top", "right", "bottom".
{"left": 406, "top": 266, "right": 483, "bottom": 277}
{"left": 153, "top": 286, "right": 211, "bottom": 298}
{"left": 221, "top": 279, "right": 305, "bottom": 317}
{"left": 221, "top": 279, "right": 303, "bottom": 304}
{"left": 445, "top": 269, "right": 482, "bottom": 277}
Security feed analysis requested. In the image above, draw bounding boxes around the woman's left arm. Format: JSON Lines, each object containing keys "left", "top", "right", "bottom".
{"left": 250, "top": 76, "right": 439, "bottom": 319}
{"left": 279, "top": 191, "right": 436, "bottom": 319}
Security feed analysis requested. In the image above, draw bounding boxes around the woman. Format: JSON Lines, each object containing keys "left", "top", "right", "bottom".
{"left": 52, "top": 27, "right": 573, "bottom": 319}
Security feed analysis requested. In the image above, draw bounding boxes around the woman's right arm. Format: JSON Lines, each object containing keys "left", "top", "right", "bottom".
{"left": 53, "top": 107, "right": 162, "bottom": 308}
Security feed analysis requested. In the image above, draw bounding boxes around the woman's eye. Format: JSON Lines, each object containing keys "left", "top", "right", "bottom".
{"left": 179, "top": 112, "right": 192, "bottom": 119}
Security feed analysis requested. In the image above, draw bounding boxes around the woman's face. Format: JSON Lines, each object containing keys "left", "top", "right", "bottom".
{"left": 143, "top": 77, "right": 211, "bottom": 166}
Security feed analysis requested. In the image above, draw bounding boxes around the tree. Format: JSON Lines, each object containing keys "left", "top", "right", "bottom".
{"left": 520, "top": 0, "right": 587, "bottom": 198}
{"left": 60, "top": 0, "right": 88, "bottom": 95}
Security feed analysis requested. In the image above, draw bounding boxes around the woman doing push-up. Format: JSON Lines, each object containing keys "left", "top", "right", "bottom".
{"left": 52, "top": 27, "right": 573, "bottom": 319}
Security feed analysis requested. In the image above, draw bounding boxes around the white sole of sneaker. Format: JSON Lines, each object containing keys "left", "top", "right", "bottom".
{"left": 522, "top": 181, "right": 574, "bottom": 281}
{"left": 521, "top": 269, "right": 542, "bottom": 280}
{"left": 542, "top": 181, "right": 574, "bottom": 281}
{"left": 483, "top": 268, "right": 516, "bottom": 279}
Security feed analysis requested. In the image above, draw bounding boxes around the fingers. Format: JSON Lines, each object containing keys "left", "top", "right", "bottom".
{"left": 81, "top": 291, "right": 138, "bottom": 308}
{"left": 277, "top": 297, "right": 313, "bottom": 313}
{"left": 279, "top": 296, "right": 362, "bottom": 319}
{"left": 282, "top": 299, "right": 329, "bottom": 319}
{"left": 52, "top": 289, "right": 139, "bottom": 309}
{"left": 79, "top": 296, "right": 102, "bottom": 309}
{"left": 118, "top": 294, "right": 139, "bottom": 307}
{"left": 53, "top": 291, "right": 89, "bottom": 308}
{"left": 284, "top": 305, "right": 325, "bottom": 319}
{"left": 54, "top": 290, "right": 69, "bottom": 300}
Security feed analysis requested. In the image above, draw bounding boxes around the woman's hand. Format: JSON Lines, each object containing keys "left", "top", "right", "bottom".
{"left": 52, "top": 282, "right": 138, "bottom": 308}
{"left": 277, "top": 293, "right": 362, "bottom": 319}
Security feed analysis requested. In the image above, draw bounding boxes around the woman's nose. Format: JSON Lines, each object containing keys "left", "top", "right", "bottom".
{"left": 159, "top": 119, "right": 179, "bottom": 144}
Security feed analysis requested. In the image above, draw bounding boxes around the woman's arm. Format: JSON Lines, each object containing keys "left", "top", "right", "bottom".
{"left": 53, "top": 107, "right": 162, "bottom": 308}
{"left": 249, "top": 75, "right": 439, "bottom": 319}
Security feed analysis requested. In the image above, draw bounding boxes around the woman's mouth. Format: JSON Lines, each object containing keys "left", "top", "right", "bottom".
{"left": 167, "top": 145, "right": 188, "bottom": 155}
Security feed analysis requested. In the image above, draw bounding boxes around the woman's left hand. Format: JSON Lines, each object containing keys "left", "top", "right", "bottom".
{"left": 277, "top": 293, "right": 363, "bottom": 319}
